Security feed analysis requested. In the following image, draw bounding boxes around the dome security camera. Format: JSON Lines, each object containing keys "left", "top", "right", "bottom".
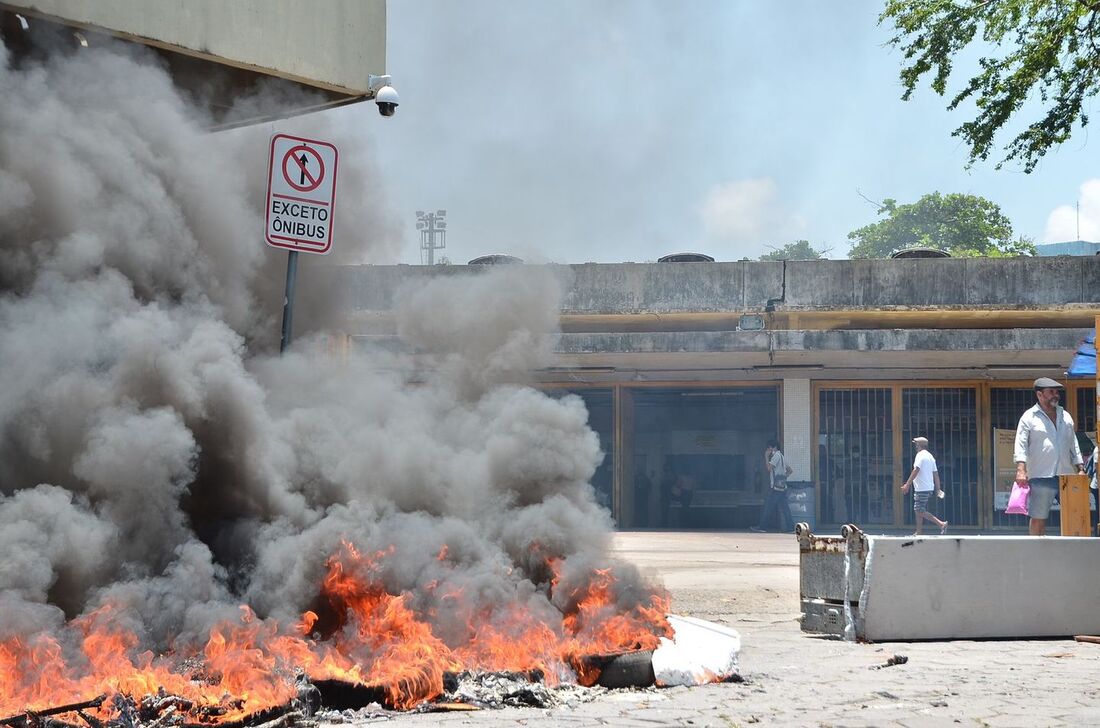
{"left": 368, "top": 74, "right": 398, "bottom": 118}
{"left": 375, "top": 85, "right": 399, "bottom": 117}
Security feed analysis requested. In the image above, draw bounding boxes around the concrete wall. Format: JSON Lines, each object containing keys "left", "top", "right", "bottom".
{"left": 5, "top": 0, "right": 386, "bottom": 93}
{"left": 782, "top": 379, "right": 811, "bottom": 477}
{"left": 562, "top": 261, "right": 783, "bottom": 313}
{"left": 554, "top": 328, "right": 1084, "bottom": 355}
{"left": 333, "top": 256, "right": 1100, "bottom": 315}
{"left": 329, "top": 260, "right": 1095, "bottom": 379}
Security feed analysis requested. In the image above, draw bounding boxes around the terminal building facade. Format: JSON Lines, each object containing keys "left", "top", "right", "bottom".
{"left": 334, "top": 256, "right": 1100, "bottom": 532}
{"left": 12, "top": 2, "right": 1094, "bottom": 534}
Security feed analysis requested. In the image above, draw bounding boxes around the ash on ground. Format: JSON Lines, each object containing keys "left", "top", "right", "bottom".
{"left": 434, "top": 671, "right": 607, "bottom": 710}
{"left": 311, "top": 672, "right": 618, "bottom": 719}
{"left": 313, "top": 706, "right": 391, "bottom": 724}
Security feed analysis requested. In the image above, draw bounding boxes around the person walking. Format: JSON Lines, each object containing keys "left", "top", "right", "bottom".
{"left": 1014, "top": 377, "right": 1086, "bottom": 536}
{"left": 752, "top": 439, "right": 793, "bottom": 533}
{"left": 900, "top": 436, "right": 948, "bottom": 535}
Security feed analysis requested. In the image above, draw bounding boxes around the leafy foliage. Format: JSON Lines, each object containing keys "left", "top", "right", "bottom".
{"left": 880, "top": 0, "right": 1100, "bottom": 171}
{"left": 946, "top": 235, "right": 1037, "bottom": 258}
{"left": 847, "top": 192, "right": 1034, "bottom": 258}
{"left": 759, "top": 240, "right": 828, "bottom": 261}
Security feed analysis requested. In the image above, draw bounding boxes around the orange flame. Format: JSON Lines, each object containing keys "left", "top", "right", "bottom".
{"left": 0, "top": 542, "right": 671, "bottom": 719}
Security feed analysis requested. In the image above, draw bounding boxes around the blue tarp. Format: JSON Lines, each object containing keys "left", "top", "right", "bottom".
{"left": 1067, "top": 332, "right": 1096, "bottom": 378}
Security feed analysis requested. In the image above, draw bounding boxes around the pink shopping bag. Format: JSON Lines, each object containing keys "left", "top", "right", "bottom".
{"left": 1005, "top": 482, "right": 1029, "bottom": 515}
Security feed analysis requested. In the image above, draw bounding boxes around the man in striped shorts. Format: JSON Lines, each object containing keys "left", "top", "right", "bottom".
{"left": 900, "top": 436, "right": 947, "bottom": 535}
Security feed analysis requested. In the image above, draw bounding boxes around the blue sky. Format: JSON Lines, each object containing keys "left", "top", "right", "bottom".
{"left": 347, "top": 0, "right": 1100, "bottom": 264}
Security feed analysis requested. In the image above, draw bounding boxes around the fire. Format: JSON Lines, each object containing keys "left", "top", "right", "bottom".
{"left": 0, "top": 542, "right": 670, "bottom": 720}
{"left": 298, "top": 542, "right": 461, "bottom": 709}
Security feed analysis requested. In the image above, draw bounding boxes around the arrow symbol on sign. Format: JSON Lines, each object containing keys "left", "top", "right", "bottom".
{"left": 282, "top": 144, "right": 322, "bottom": 191}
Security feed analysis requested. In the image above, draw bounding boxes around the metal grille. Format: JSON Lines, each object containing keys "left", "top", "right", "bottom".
{"left": 1077, "top": 386, "right": 1098, "bottom": 521}
{"left": 817, "top": 389, "right": 893, "bottom": 526}
{"left": 901, "top": 388, "right": 979, "bottom": 528}
{"left": 990, "top": 387, "right": 1048, "bottom": 528}
{"left": 1077, "top": 386, "right": 1097, "bottom": 438}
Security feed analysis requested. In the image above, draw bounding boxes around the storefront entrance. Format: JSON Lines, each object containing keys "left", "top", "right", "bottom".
{"left": 622, "top": 385, "right": 780, "bottom": 529}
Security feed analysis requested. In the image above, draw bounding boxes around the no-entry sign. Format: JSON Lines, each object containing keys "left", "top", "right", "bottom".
{"left": 265, "top": 133, "right": 339, "bottom": 254}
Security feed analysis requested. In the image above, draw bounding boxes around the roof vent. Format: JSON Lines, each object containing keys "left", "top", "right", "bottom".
{"left": 890, "top": 247, "right": 950, "bottom": 259}
{"left": 658, "top": 252, "right": 714, "bottom": 263}
{"left": 468, "top": 254, "right": 524, "bottom": 265}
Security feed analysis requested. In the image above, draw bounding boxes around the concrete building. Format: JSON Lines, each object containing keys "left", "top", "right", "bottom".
{"left": 1036, "top": 241, "right": 1100, "bottom": 256}
{"left": 329, "top": 256, "right": 1100, "bottom": 532}
{"left": 3, "top": 3, "right": 1094, "bottom": 533}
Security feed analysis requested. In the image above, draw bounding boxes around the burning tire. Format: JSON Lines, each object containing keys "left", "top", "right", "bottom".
{"left": 595, "top": 649, "right": 655, "bottom": 688}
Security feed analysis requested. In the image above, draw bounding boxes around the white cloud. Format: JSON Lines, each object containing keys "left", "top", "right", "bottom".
{"left": 1043, "top": 179, "right": 1100, "bottom": 242}
{"left": 698, "top": 178, "right": 805, "bottom": 256}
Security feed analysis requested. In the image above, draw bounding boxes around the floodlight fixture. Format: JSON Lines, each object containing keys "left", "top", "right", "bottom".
{"left": 416, "top": 209, "right": 447, "bottom": 265}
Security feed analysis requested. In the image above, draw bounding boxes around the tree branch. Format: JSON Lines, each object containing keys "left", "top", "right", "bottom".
{"left": 856, "top": 188, "right": 883, "bottom": 208}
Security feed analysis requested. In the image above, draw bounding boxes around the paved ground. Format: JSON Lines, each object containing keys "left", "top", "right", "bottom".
{"left": 345, "top": 531, "right": 1100, "bottom": 727}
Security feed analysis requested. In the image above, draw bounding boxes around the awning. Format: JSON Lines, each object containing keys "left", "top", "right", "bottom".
{"left": 1067, "top": 332, "right": 1096, "bottom": 378}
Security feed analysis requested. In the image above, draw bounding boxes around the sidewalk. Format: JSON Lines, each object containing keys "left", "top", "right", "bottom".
{"left": 347, "top": 531, "right": 1100, "bottom": 727}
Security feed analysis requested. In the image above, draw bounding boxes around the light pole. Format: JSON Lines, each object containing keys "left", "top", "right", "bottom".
{"left": 416, "top": 209, "right": 447, "bottom": 265}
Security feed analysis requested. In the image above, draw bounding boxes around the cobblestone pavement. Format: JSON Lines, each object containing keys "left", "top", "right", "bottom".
{"left": 333, "top": 531, "right": 1100, "bottom": 727}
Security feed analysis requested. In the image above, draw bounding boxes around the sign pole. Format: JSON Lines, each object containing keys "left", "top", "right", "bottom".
{"left": 279, "top": 250, "right": 299, "bottom": 353}
{"left": 265, "top": 133, "right": 338, "bottom": 354}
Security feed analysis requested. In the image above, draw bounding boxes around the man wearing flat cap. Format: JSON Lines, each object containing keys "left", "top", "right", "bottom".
{"left": 1014, "top": 377, "right": 1086, "bottom": 535}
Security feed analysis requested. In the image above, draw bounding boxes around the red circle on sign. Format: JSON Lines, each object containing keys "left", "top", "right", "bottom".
{"left": 282, "top": 145, "right": 325, "bottom": 192}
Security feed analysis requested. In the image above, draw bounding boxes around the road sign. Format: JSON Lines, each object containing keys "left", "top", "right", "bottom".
{"left": 265, "top": 133, "right": 339, "bottom": 254}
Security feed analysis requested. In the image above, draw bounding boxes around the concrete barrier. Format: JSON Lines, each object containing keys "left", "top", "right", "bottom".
{"left": 797, "top": 524, "right": 1100, "bottom": 641}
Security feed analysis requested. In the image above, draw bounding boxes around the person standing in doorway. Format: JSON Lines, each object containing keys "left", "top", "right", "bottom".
{"left": 900, "top": 436, "right": 948, "bottom": 535}
{"left": 1014, "top": 377, "right": 1086, "bottom": 536}
{"left": 633, "top": 469, "right": 653, "bottom": 527}
{"left": 752, "top": 439, "right": 793, "bottom": 533}
{"left": 658, "top": 462, "right": 676, "bottom": 528}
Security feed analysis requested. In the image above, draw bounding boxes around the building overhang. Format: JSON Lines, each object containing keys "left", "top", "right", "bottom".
{"left": 0, "top": 0, "right": 386, "bottom": 127}
{"left": 346, "top": 328, "right": 1087, "bottom": 384}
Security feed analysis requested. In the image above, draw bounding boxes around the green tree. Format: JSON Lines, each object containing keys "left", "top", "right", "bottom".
{"left": 759, "top": 240, "right": 828, "bottom": 261}
{"left": 945, "top": 235, "right": 1037, "bottom": 258}
{"left": 880, "top": 1, "right": 1100, "bottom": 172}
{"left": 847, "top": 192, "right": 1035, "bottom": 258}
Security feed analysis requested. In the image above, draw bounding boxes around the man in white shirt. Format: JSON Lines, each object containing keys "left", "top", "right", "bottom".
{"left": 1014, "top": 377, "right": 1086, "bottom": 536}
{"left": 900, "top": 436, "right": 947, "bottom": 535}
